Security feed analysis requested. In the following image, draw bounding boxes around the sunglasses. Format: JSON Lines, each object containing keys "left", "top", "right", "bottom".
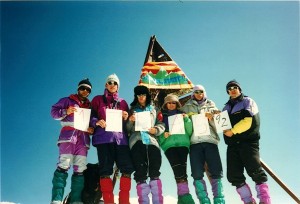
{"left": 79, "top": 86, "right": 91, "bottom": 93}
{"left": 107, "top": 81, "right": 118, "bottom": 86}
{"left": 227, "top": 86, "right": 239, "bottom": 91}
{"left": 194, "top": 90, "right": 204, "bottom": 94}
{"left": 167, "top": 102, "right": 177, "bottom": 105}
{"left": 137, "top": 94, "right": 146, "bottom": 98}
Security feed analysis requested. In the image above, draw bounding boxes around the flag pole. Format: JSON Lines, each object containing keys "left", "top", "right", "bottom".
{"left": 261, "top": 159, "right": 300, "bottom": 203}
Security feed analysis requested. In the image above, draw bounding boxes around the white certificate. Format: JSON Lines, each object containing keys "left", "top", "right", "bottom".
{"left": 135, "top": 111, "right": 151, "bottom": 131}
{"left": 168, "top": 114, "right": 185, "bottom": 135}
{"left": 214, "top": 110, "right": 232, "bottom": 133}
{"left": 192, "top": 113, "right": 210, "bottom": 136}
{"left": 105, "top": 109, "right": 122, "bottom": 132}
{"left": 74, "top": 107, "right": 91, "bottom": 131}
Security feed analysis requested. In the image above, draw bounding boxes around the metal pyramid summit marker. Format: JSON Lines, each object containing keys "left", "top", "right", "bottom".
{"left": 139, "top": 35, "right": 194, "bottom": 90}
{"left": 138, "top": 35, "right": 194, "bottom": 107}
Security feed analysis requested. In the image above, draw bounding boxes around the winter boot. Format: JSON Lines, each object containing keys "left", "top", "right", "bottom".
{"left": 178, "top": 194, "right": 195, "bottom": 204}
{"left": 177, "top": 181, "right": 195, "bottom": 204}
{"left": 236, "top": 183, "right": 256, "bottom": 204}
{"left": 119, "top": 175, "right": 131, "bottom": 204}
{"left": 255, "top": 183, "right": 271, "bottom": 204}
{"left": 70, "top": 174, "right": 84, "bottom": 204}
{"left": 211, "top": 179, "right": 225, "bottom": 204}
{"left": 51, "top": 169, "right": 68, "bottom": 203}
{"left": 136, "top": 181, "right": 151, "bottom": 204}
{"left": 100, "top": 177, "right": 114, "bottom": 204}
{"left": 149, "top": 179, "right": 164, "bottom": 204}
{"left": 194, "top": 179, "right": 211, "bottom": 204}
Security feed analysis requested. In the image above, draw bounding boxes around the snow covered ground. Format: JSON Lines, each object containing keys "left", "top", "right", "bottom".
{"left": 0, "top": 195, "right": 178, "bottom": 204}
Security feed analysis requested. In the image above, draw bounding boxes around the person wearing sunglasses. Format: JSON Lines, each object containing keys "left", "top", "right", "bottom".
{"left": 126, "top": 85, "right": 165, "bottom": 204}
{"left": 50, "top": 78, "right": 94, "bottom": 204}
{"left": 158, "top": 94, "right": 195, "bottom": 204}
{"left": 90, "top": 73, "right": 134, "bottom": 204}
{"left": 181, "top": 85, "right": 225, "bottom": 204}
{"left": 223, "top": 80, "right": 271, "bottom": 204}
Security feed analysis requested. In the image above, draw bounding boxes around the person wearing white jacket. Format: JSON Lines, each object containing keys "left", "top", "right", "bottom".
{"left": 181, "top": 84, "right": 225, "bottom": 204}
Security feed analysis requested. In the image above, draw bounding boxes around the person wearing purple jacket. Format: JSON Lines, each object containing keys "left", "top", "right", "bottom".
{"left": 91, "top": 73, "right": 134, "bottom": 204}
{"left": 223, "top": 80, "right": 271, "bottom": 204}
{"left": 50, "top": 78, "right": 94, "bottom": 204}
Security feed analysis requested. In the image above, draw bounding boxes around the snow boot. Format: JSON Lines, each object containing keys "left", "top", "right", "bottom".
{"left": 100, "top": 177, "right": 114, "bottom": 204}
{"left": 70, "top": 174, "right": 84, "bottom": 204}
{"left": 149, "top": 179, "right": 164, "bottom": 204}
{"left": 255, "top": 183, "right": 271, "bottom": 204}
{"left": 236, "top": 183, "right": 256, "bottom": 204}
{"left": 51, "top": 169, "right": 68, "bottom": 203}
{"left": 119, "top": 175, "right": 131, "bottom": 204}
{"left": 211, "top": 179, "right": 225, "bottom": 204}
{"left": 177, "top": 181, "right": 195, "bottom": 204}
{"left": 178, "top": 194, "right": 195, "bottom": 204}
{"left": 137, "top": 181, "right": 150, "bottom": 204}
{"left": 194, "top": 179, "right": 211, "bottom": 204}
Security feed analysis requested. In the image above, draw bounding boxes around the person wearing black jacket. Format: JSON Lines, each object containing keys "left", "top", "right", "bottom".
{"left": 222, "top": 80, "right": 271, "bottom": 204}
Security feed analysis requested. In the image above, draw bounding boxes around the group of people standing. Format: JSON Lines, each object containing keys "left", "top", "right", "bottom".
{"left": 50, "top": 73, "right": 271, "bottom": 204}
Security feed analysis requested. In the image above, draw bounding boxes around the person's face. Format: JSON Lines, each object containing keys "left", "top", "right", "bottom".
{"left": 105, "top": 81, "right": 118, "bottom": 93}
{"left": 78, "top": 86, "right": 91, "bottom": 99}
{"left": 166, "top": 101, "right": 177, "bottom": 110}
{"left": 137, "top": 94, "right": 147, "bottom": 106}
{"left": 227, "top": 86, "right": 241, "bottom": 98}
{"left": 193, "top": 90, "right": 204, "bottom": 100}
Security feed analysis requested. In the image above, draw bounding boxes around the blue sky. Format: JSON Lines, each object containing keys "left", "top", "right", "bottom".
{"left": 1, "top": 1, "right": 299, "bottom": 204}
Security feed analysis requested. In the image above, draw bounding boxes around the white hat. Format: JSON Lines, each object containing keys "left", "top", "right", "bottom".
{"left": 106, "top": 73, "right": 120, "bottom": 89}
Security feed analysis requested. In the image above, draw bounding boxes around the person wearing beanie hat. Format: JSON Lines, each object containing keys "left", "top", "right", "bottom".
{"left": 223, "top": 80, "right": 271, "bottom": 204}
{"left": 50, "top": 78, "right": 94, "bottom": 204}
{"left": 226, "top": 80, "right": 242, "bottom": 93}
{"left": 181, "top": 84, "right": 225, "bottom": 204}
{"left": 105, "top": 73, "right": 120, "bottom": 91}
{"left": 78, "top": 78, "right": 92, "bottom": 92}
{"left": 126, "top": 85, "right": 165, "bottom": 204}
{"left": 158, "top": 94, "right": 195, "bottom": 204}
{"left": 90, "top": 73, "right": 134, "bottom": 204}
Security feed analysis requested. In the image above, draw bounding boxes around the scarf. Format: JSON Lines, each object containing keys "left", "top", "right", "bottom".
{"left": 69, "top": 94, "right": 91, "bottom": 108}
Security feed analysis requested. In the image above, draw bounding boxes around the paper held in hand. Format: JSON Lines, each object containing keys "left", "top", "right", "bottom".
{"left": 105, "top": 109, "right": 123, "bottom": 132}
{"left": 214, "top": 110, "right": 232, "bottom": 133}
{"left": 74, "top": 107, "right": 91, "bottom": 132}
{"left": 168, "top": 114, "right": 185, "bottom": 135}
{"left": 135, "top": 111, "right": 151, "bottom": 131}
{"left": 192, "top": 113, "right": 210, "bottom": 136}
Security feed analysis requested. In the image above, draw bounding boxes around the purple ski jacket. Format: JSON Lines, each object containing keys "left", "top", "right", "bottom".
{"left": 51, "top": 94, "right": 93, "bottom": 147}
{"left": 91, "top": 89, "right": 129, "bottom": 146}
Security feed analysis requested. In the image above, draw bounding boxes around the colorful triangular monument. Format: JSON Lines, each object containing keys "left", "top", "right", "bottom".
{"left": 138, "top": 35, "right": 194, "bottom": 107}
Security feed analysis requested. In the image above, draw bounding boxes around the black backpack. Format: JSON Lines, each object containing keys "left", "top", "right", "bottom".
{"left": 62, "top": 163, "right": 102, "bottom": 204}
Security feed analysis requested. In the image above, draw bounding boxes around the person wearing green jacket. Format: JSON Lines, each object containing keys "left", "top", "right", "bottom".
{"left": 158, "top": 94, "right": 195, "bottom": 204}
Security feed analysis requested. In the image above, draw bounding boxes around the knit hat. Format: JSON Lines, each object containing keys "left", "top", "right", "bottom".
{"left": 106, "top": 73, "right": 120, "bottom": 89}
{"left": 78, "top": 78, "right": 92, "bottom": 90}
{"left": 226, "top": 80, "right": 242, "bottom": 93}
{"left": 130, "top": 85, "right": 151, "bottom": 106}
{"left": 162, "top": 94, "right": 181, "bottom": 110}
{"left": 192, "top": 84, "right": 207, "bottom": 98}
